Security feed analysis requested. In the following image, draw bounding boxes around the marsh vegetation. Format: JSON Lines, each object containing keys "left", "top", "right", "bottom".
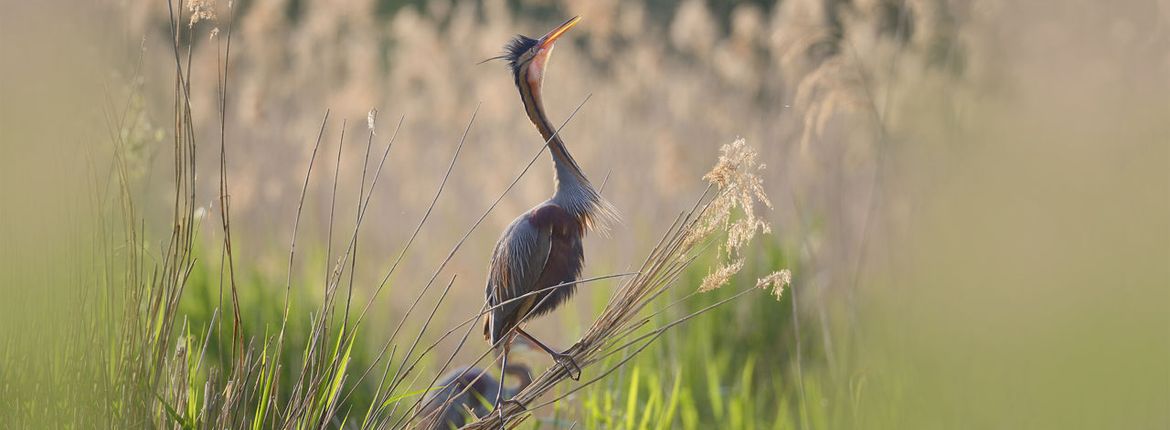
{"left": 0, "top": 0, "right": 1166, "bottom": 429}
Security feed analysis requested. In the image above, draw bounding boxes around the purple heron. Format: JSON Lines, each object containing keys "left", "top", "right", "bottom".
{"left": 481, "top": 15, "right": 616, "bottom": 423}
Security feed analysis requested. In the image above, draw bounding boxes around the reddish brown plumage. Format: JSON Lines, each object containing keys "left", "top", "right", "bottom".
{"left": 484, "top": 203, "right": 584, "bottom": 346}
{"left": 525, "top": 204, "right": 585, "bottom": 315}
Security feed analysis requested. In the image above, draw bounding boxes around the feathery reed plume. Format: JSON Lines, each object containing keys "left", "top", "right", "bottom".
{"left": 693, "top": 137, "right": 775, "bottom": 293}
{"left": 755, "top": 269, "right": 792, "bottom": 301}
{"left": 459, "top": 138, "right": 787, "bottom": 429}
{"left": 186, "top": 0, "right": 216, "bottom": 28}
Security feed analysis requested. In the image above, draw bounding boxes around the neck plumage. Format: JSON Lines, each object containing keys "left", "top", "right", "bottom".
{"left": 519, "top": 83, "right": 613, "bottom": 228}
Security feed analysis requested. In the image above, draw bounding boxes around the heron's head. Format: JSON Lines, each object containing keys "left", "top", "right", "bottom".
{"left": 496, "top": 16, "right": 580, "bottom": 93}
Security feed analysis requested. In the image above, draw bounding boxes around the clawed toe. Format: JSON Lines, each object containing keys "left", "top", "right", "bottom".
{"left": 494, "top": 399, "right": 525, "bottom": 429}
{"left": 552, "top": 352, "right": 582, "bottom": 381}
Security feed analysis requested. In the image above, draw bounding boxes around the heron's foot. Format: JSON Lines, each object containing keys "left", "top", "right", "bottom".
{"left": 551, "top": 351, "right": 582, "bottom": 381}
{"left": 494, "top": 399, "right": 524, "bottom": 429}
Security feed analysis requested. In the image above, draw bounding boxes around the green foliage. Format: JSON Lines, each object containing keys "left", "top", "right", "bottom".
{"left": 161, "top": 242, "right": 818, "bottom": 430}
{"left": 561, "top": 245, "right": 839, "bottom": 430}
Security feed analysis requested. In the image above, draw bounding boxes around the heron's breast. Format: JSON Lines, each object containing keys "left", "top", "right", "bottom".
{"left": 527, "top": 204, "right": 584, "bottom": 236}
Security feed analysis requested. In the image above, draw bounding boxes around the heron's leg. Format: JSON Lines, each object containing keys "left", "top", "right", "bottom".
{"left": 515, "top": 328, "right": 581, "bottom": 381}
{"left": 495, "top": 341, "right": 510, "bottom": 430}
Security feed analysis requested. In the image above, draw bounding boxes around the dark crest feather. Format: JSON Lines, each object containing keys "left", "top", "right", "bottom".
{"left": 503, "top": 35, "right": 538, "bottom": 71}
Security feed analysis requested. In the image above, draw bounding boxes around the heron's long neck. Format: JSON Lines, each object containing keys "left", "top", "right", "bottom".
{"left": 521, "top": 86, "right": 600, "bottom": 217}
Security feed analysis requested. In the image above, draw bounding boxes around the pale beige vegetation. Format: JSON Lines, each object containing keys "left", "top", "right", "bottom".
{"left": 116, "top": 0, "right": 965, "bottom": 336}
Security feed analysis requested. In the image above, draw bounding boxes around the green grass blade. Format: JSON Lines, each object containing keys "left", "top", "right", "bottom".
{"left": 154, "top": 392, "right": 195, "bottom": 430}
{"left": 625, "top": 365, "right": 640, "bottom": 429}
{"left": 654, "top": 368, "right": 683, "bottom": 430}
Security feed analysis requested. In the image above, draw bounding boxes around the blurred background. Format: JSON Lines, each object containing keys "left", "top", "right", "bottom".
{"left": 2, "top": 0, "right": 1168, "bottom": 428}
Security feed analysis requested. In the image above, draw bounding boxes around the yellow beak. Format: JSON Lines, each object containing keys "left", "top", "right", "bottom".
{"left": 538, "top": 16, "right": 581, "bottom": 50}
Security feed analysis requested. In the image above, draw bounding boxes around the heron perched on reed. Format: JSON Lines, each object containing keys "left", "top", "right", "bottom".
{"left": 481, "top": 15, "right": 616, "bottom": 423}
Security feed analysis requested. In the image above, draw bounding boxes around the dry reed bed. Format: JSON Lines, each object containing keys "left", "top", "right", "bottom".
{"left": 116, "top": 0, "right": 958, "bottom": 314}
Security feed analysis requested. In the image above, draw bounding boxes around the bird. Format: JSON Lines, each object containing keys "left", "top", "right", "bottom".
{"left": 481, "top": 14, "right": 616, "bottom": 424}
{"left": 416, "top": 363, "right": 533, "bottom": 429}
